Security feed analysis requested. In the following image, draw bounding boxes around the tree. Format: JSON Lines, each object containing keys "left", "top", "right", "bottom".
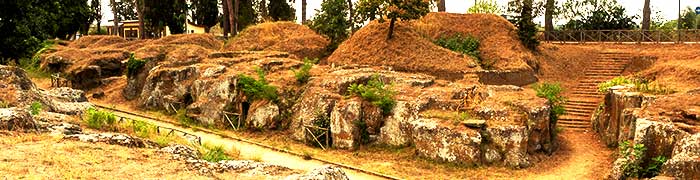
{"left": 641, "top": 0, "right": 650, "bottom": 30}
{"left": 468, "top": 0, "right": 501, "bottom": 14}
{"left": 192, "top": 0, "right": 219, "bottom": 32}
{"left": 237, "top": 0, "right": 258, "bottom": 30}
{"left": 437, "top": 0, "right": 445, "bottom": 12}
{"left": 90, "top": 0, "right": 103, "bottom": 34}
{"left": 679, "top": 7, "right": 698, "bottom": 29}
{"left": 302, "top": 0, "right": 308, "bottom": 23}
{"left": 560, "top": 0, "right": 637, "bottom": 30}
{"left": 110, "top": 0, "right": 120, "bottom": 35}
{"left": 544, "top": 0, "right": 554, "bottom": 32}
{"left": 260, "top": 0, "right": 269, "bottom": 21}
{"left": 222, "top": 0, "right": 230, "bottom": 37}
{"left": 135, "top": 0, "right": 145, "bottom": 38}
{"left": 356, "top": 0, "right": 431, "bottom": 40}
{"left": 269, "top": 0, "right": 295, "bottom": 21}
{"left": 517, "top": 0, "right": 539, "bottom": 50}
{"left": 167, "top": 0, "right": 187, "bottom": 34}
{"left": 114, "top": 0, "right": 138, "bottom": 20}
{"left": 309, "top": 0, "right": 351, "bottom": 50}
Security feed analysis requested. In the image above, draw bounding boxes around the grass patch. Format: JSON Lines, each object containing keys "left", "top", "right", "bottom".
{"left": 433, "top": 34, "right": 491, "bottom": 69}
{"left": 293, "top": 58, "right": 317, "bottom": 84}
{"left": 0, "top": 101, "right": 8, "bottom": 108}
{"left": 84, "top": 107, "right": 117, "bottom": 130}
{"left": 598, "top": 76, "right": 677, "bottom": 95}
{"left": 29, "top": 102, "right": 42, "bottom": 116}
{"left": 420, "top": 110, "right": 475, "bottom": 125}
{"left": 125, "top": 53, "right": 147, "bottom": 78}
{"left": 237, "top": 67, "right": 279, "bottom": 102}
{"left": 18, "top": 40, "right": 54, "bottom": 79}
{"left": 200, "top": 145, "right": 232, "bottom": 162}
{"left": 176, "top": 108, "right": 197, "bottom": 128}
{"left": 347, "top": 75, "right": 397, "bottom": 116}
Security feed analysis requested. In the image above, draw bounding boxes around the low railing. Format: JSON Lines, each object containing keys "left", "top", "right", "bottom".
{"left": 540, "top": 30, "right": 700, "bottom": 43}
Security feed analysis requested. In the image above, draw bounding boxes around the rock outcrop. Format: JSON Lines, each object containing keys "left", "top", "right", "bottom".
{"left": 593, "top": 87, "right": 699, "bottom": 179}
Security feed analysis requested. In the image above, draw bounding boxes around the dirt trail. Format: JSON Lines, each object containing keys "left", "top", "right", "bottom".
{"left": 524, "top": 131, "right": 614, "bottom": 180}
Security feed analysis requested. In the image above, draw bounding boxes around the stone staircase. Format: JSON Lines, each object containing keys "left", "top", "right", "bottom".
{"left": 559, "top": 52, "right": 633, "bottom": 130}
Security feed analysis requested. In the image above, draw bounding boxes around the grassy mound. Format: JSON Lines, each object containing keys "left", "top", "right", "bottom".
{"left": 327, "top": 21, "right": 478, "bottom": 80}
{"left": 222, "top": 22, "right": 329, "bottom": 59}
{"left": 413, "top": 12, "right": 534, "bottom": 71}
{"left": 69, "top": 35, "right": 128, "bottom": 49}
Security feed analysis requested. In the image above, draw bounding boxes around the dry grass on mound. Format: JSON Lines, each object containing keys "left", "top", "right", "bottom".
{"left": 69, "top": 35, "right": 128, "bottom": 49}
{"left": 413, "top": 13, "right": 534, "bottom": 71}
{"left": 327, "top": 21, "right": 479, "bottom": 80}
{"left": 222, "top": 22, "right": 329, "bottom": 59}
{"left": 152, "top": 34, "right": 223, "bottom": 50}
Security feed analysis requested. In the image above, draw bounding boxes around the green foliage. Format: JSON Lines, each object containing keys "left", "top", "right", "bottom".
{"left": 131, "top": 120, "right": 155, "bottom": 138}
{"left": 560, "top": 0, "right": 637, "bottom": 30}
{"left": 598, "top": 76, "right": 631, "bottom": 93}
{"left": 89, "top": 0, "right": 103, "bottom": 33}
{"left": 84, "top": 107, "right": 117, "bottom": 130}
{"left": 237, "top": 68, "right": 279, "bottom": 102}
{"left": 293, "top": 58, "right": 317, "bottom": 84}
{"left": 268, "top": 0, "right": 295, "bottom": 21}
{"left": 434, "top": 34, "right": 491, "bottom": 69}
{"left": 0, "top": 101, "right": 8, "bottom": 108}
{"left": 355, "top": 0, "right": 431, "bottom": 39}
{"left": 29, "top": 102, "right": 42, "bottom": 116}
{"left": 126, "top": 53, "right": 147, "bottom": 78}
{"left": 111, "top": 0, "right": 138, "bottom": 21}
{"left": 142, "top": 0, "right": 188, "bottom": 37}
{"left": 201, "top": 145, "right": 230, "bottom": 162}
{"left": 516, "top": 0, "right": 539, "bottom": 50}
{"left": 532, "top": 83, "right": 566, "bottom": 124}
{"left": 190, "top": 0, "right": 219, "bottom": 30}
{"left": 468, "top": 0, "right": 502, "bottom": 14}
{"left": 347, "top": 75, "right": 397, "bottom": 115}
{"left": 308, "top": 0, "right": 351, "bottom": 51}
{"left": 618, "top": 141, "right": 667, "bottom": 178}
{"left": 354, "top": 120, "right": 370, "bottom": 144}
{"left": 236, "top": 0, "right": 259, "bottom": 31}
{"left": 598, "top": 77, "right": 676, "bottom": 95}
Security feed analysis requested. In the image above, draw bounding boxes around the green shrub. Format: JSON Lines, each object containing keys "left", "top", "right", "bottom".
{"left": 293, "top": 58, "right": 317, "bottom": 84}
{"left": 0, "top": 101, "right": 8, "bottom": 108}
{"left": 131, "top": 120, "right": 155, "bottom": 138}
{"left": 201, "top": 145, "right": 230, "bottom": 162}
{"left": 434, "top": 34, "right": 491, "bottom": 69}
{"left": 238, "top": 67, "right": 279, "bottom": 102}
{"left": 29, "top": 102, "right": 42, "bottom": 116}
{"left": 347, "top": 75, "right": 397, "bottom": 116}
{"left": 84, "top": 107, "right": 117, "bottom": 130}
{"left": 598, "top": 76, "right": 631, "bottom": 93}
{"left": 126, "top": 53, "right": 147, "bottom": 78}
{"left": 618, "top": 141, "right": 668, "bottom": 178}
{"left": 532, "top": 83, "right": 566, "bottom": 124}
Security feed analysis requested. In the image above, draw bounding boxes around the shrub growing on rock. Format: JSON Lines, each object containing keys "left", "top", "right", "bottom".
{"left": 29, "top": 102, "right": 42, "bottom": 115}
{"left": 238, "top": 67, "right": 279, "bottom": 102}
{"left": 126, "top": 53, "right": 147, "bottom": 78}
{"left": 618, "top": 141, "right": 668, "bottom": 178}
{"left": 201, "top": 145, "right": 231, "bottom": 162}
{"left": 293, "top": 58, "right": 317, "bottom": 84}
{"left": 598, "top": 76, "right": 631, "bottom": 93}
{"left": 532, "top": 83, "right": 566, "bottom": 125}
{"left": 347, "top": 75, "right": 397, "bottom": 115}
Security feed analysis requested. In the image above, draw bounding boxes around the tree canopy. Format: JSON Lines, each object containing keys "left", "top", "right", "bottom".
{"left": 191, "top": 0, "right": 219, "bottom": 32}
{"left": 309, "top": 0, "right": 351, "bottom": 50}
{"left": 268, "top": 0, "right": 295, "bottom": 21}
{"left": 355, "top": 0, "right": 431, "bottom": 39}
{"left": 560, "top": 0, "right": 637, "bottom": 30}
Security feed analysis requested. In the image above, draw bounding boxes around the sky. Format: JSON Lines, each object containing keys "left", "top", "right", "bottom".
{"left": 98, "top": 0, "right": 700, "bottom": 26}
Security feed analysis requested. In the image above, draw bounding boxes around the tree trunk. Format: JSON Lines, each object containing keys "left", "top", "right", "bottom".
{"left": 226, "top": 0, "right": 236, "bottom": 35}
{"left": 135, "top": 0, "right": 145, "bottom": 39}
{"left": 234, "top": 0, "right": 239, "bottom": 35}
{"left": 642, "top": 0, "right": 651, "bottom": 30}
{"left": 544, "top": 0, "right": 554, "bottom": 32}
{"left": 437, "top": 0, "right": 445, "bottom": 12}
{"left": 347, "top": 0, "right": 355, "bottom": 33}
{"left": 97, "top": 21, "right": 101, "bottom": 34}
{"left": 223, "top": 0, "right": 230, "bottom": 37}
{"left": 301, "top": 0, "right": 307, "bottom": 23}
{"left": 387, "top": 17, "right": 396, "bottom": 40}
{"left": 110, "top": 0, "right": 119, "bottom": 36}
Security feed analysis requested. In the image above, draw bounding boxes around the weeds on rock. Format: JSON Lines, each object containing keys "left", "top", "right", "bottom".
{"left": 347, "top": 75, "right": 397, "bottom": 115}
{"left": 598, "top": 76, "right": 676, "bottom": 95}
{"left": 84, "top": 107, "right": 117, "bottom": 130}
{"left": 126, "top": 53, "right": 147, "bottom": 78}
{"left": 618, "top": 141, "right": 668, "bottom": 178}
{"left": 598, "top": 77, "right": 631, "bottom": 93}
{"left": 434, "top": 34, "right": 492, "bottom": 69}
{"left": 29, "top": 102, "right": 42, "bottom": 115}
{"left": 238, "top": 67, "right": 279, "bottom": 102}
{"left": 532, "top": 82, "right": 566, "bottom": 126}
{"left": 293, "top": 58, "right": 317, "bottom": 84}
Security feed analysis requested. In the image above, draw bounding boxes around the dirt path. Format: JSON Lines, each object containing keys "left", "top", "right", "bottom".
{"left": 524, "top": 131, "right": 614, "bottom": 180}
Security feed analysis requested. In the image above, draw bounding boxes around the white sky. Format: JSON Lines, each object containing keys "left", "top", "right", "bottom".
{"left": 98, "top": 0, "right": 700, "bottom": 26}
